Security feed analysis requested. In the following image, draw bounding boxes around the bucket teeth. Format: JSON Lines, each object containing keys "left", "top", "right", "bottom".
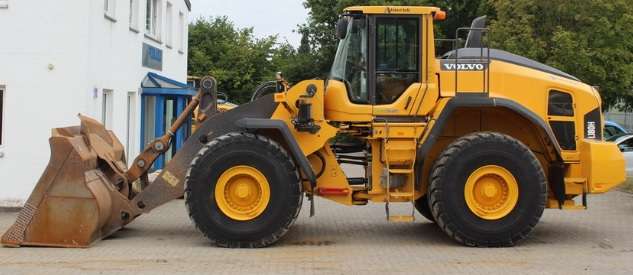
{"left": 1, "top": 203, "right": 37, "bottom": 247}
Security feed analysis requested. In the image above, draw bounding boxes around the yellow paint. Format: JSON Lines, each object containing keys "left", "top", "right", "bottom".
{"left": 547, "top": 199, "right": 585, "bottom": 210}
{"left": 311, "top": 147, "right": 354, "bottom": 205}
{"left": 372, "top": 84, "right": 423, "bottom": 115}
{"left": 324, "top": 80, "right": 373, "bottom": 122}
{"left": 272, "top": 80, "right": 339, "bottom": 157}
{"left": 464, "top": 165, "right": 519, "bottom": 220}
{"left": 579, "top": 140, "right": 626, "bottom": 193}
{"left": 214, "top": 165, "right": 270, "bottom": 221}
{"left": 344, "top": 6, "right": 440, "bottom": 15}
{"left": 273, "top": 92, "right": 287, "bottom": 103}
{"left": 260, "top": 5, "right": 624, "bottom": 209}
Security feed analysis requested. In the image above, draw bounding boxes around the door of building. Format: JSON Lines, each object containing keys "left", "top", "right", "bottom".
{"left": 140, "top": 73, "right": 195, "bottom": 170}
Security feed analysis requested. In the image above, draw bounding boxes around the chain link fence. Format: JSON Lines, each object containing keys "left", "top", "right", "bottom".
{"left": 605, "top": 112, "right": 633, "bottom": 131}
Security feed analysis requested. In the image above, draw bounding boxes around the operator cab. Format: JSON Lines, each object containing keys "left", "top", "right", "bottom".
{"left": 324, "top": 6, "right": 442, "bottom": 121}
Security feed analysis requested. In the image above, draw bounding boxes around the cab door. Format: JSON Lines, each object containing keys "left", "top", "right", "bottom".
{"left": 369, "top": 15, "right": 426, "bottom": 118}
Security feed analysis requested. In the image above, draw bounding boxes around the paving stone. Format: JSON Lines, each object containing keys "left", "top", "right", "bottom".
{"left": 0, "top": 190, "right": 632, "bottom": 274}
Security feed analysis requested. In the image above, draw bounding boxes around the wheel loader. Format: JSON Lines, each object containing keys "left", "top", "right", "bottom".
{"left": 2, "top": 6, "right": 626, "bottom": 248}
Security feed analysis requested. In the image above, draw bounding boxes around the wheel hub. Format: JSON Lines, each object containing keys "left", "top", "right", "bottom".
{"left": 215, "top": 165, "right": 270, "bottom": 221}
{"left": 464, "top": 165, "right": 519, "bottom": 220}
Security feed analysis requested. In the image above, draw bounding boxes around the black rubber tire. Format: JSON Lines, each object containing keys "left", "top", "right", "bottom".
{"left": 414, "top": 195, "right": 435, "bottom": 223}
{"left": 250, "top": 81, "right": 277, "bottom": 102}
{"left": 185, "top": 132, "right": 303, "bottom": 248}
{"left": 428, "top": 132, "right": 547, "bottom": 247}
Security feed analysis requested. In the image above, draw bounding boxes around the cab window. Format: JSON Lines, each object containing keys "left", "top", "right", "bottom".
{"left": 375, "top": 17, "right": 420, "bottom": 104}
{"left": 548, "top": 90, "right": 574, "bottom": 116}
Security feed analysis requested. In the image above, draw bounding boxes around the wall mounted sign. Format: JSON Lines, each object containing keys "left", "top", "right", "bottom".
{"left": 142, "top": 43, "right": 163, "bottom": 71}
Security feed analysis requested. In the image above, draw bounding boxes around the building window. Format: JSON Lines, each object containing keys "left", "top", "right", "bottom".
{"left": 165, "top": 2, "right": 173, "bottom": 47}
{"left": 178, "top": 11, "right": 185, "bottom": 53}
{"left": 129, "top": 0, "right": 139, "bottom": 31}
{"left": 145, "top": 0, "right": 161, "bottom": 40}
{"left": 0, "top": 86, "right": 4, "bottom": 145}
{"left": 102, "top": 89, "right": 114, "bottom": 129}
{"left": 0, "top": 0, "right": 8, "bottom": 9}
{"left": 104, "top": 0, "right": 116, "bottom": 21}
{"left": 126, "top": 92, "right": 137, "bottom": 161}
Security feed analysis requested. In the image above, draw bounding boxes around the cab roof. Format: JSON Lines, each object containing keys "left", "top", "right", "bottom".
{"left": 344, "top": 6, "right": 441, "bottom": 15}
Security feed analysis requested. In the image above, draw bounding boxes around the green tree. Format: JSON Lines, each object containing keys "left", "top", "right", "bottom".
{"left": 488, "top": 0, "right": 633, "bottom": 109}
{"left": 269, "top": 34, "right": 324, "bottom": 83}
{"left": 188, "top": 17, "right": 279, "bottom": 103}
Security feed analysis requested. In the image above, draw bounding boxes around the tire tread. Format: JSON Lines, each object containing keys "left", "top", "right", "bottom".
{"left": 184, "top": 132, "right": 302, "bottom": 248}
{"left": 428, "top": 132, "right": 547, "bottom": 247}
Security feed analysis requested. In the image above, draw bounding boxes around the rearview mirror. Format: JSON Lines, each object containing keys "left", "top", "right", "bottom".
{"left": 336, "top": 17, "right": 348, "bottom": 40}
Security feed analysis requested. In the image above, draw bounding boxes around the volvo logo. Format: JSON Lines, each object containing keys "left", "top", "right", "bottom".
{"left": 440, "top": 61, "right": 488, "bottom": 71}
{"left": 386, "top": 7, "right": 411, "bottom": 13}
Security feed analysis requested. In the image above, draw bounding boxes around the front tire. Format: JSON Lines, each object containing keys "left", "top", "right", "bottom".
{"left": 185, "top": 133, "right": 302, "bottom": 248}
{"left": 428, "top": 132, "right": 547, "bottom": 247}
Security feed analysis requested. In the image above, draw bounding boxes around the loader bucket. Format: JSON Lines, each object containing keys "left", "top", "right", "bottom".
{"left": 1, "top": 115, "right": 136, "bottom": 248}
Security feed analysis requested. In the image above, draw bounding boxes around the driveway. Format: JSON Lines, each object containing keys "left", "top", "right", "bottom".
{"left": 0, "top": 190, "right": 632, "bottom": 274}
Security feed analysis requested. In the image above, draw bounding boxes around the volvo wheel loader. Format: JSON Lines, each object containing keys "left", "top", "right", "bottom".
{"left": 2, "top": 6, "right": 626, "bottom": 248}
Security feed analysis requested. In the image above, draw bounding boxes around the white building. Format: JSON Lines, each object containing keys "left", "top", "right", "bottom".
{"left": 0, "top": 0, "right": 193, "bottom": 207}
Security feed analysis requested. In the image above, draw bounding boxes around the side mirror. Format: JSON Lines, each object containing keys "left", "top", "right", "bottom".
{"left": 336, "top": 17, "right": 348, "bottom": 40}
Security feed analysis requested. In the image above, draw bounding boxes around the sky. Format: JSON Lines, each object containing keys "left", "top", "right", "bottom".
{"left": 189, "top": 0, "right": 310, "bottom": 47}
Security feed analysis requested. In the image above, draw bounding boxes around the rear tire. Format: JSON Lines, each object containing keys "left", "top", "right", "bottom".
{"left": 414, "top": 196, "right": 435, "bottom": 223}
{"left": 185, "top": 132, "right": 302, "bottom": 248}
{"left": 428, "top": 132, "right": 547, "bottom": 247}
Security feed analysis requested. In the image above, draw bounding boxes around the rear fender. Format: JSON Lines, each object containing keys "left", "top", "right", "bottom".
{"left": 418, "top": 95, "right": 566, "bottom": 203}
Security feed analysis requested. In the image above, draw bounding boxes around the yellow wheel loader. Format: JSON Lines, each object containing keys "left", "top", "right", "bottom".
{"left": 2, "top": 6, "right": 625, "bottom": 248}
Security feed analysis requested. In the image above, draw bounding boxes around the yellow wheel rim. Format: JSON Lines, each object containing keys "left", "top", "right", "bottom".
{"left": 215, "top": 165, "right": 270, "bottom": 221}
{"left": 464, "top": 165, "right": 519, "bottom": 220}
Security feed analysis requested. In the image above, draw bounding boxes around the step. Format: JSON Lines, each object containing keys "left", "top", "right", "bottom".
{"left": 562, "top": 199, "right": 586, "bottom": 210}
{"left": 385, "top": 147, "right": 416, "bottom": 151}
{"left": 388, "top": 215, "right": 415, "bottom": 223}
{"left": 547, "top": 199, "right": 587, "bottom": 210}
{"left": 388, "top": 169, "right": 413, "bottom": 174}
{"left": 347, "top": 177, "right": 367, "bottom": 185}
{"left": 389, "top": 192, "right": 414, "bottom": 198}
{"left": 352, "top": 199, "right": 368, "bottom": 206}
{"left": 564, "top": 177, "right": 587, "bottom": 184}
